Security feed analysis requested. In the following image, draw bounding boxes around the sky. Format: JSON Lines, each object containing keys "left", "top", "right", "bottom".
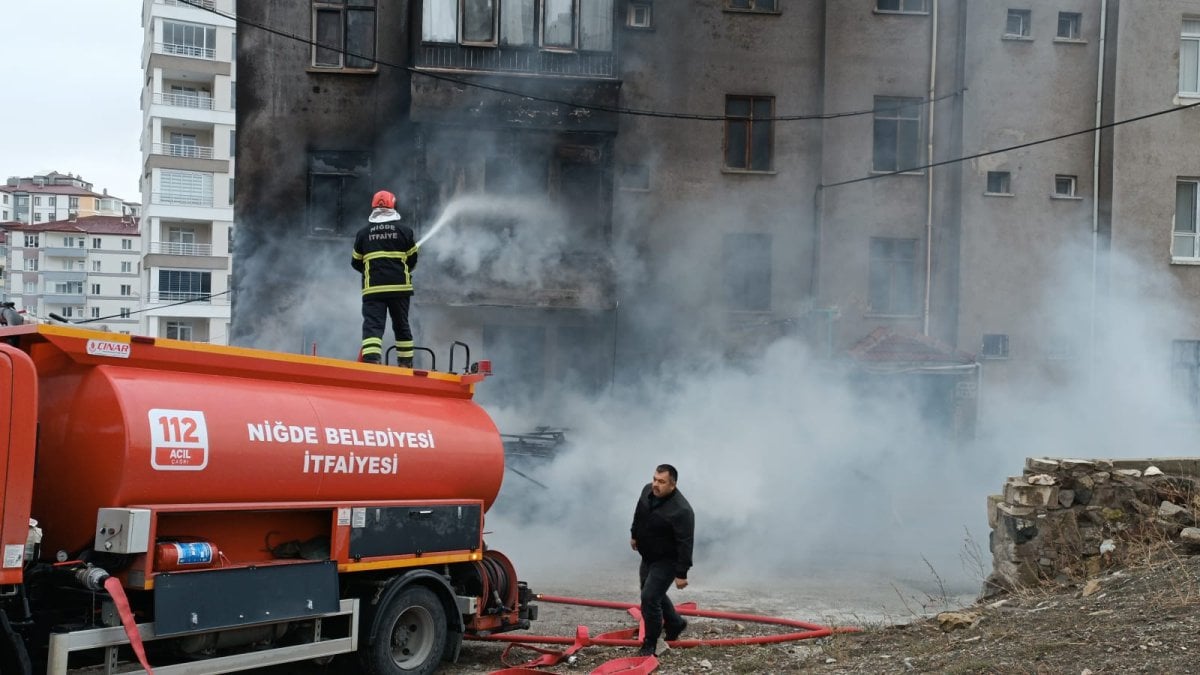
{"left": 0, "top": 2, "right": 145, "bottom": 201}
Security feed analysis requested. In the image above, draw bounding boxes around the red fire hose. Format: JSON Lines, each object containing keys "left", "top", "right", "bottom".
{"left": 476, "top": 594, "right": 860, "bottom": 674}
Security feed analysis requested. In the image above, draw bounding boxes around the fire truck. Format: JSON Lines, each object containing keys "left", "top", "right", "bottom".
{"left": 0, "top": 324, "right": 536, "bottom": 674}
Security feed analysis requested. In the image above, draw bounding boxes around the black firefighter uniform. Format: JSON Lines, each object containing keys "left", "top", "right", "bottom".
{"left": 351, "top": 208, "right": 419, "bottom": 364}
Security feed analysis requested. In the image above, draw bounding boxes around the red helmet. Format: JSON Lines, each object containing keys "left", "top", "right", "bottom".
{"left": 372, "top": 190, "right": 396, "bottom": 209}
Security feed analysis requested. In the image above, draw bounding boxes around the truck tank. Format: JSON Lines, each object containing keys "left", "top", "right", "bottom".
{"left": 14, "top": 325, "right": 505, "bottom": 558}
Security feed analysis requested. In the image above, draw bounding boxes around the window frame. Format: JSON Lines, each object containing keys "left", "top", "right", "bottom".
{"left": 1055, "top": 11, "right": 1082, "bottom": 41}
{"left": 985, "top": 171, "right": 1012, "bottom": 196}
{"left": 1181, "top": 19, "right": 1200, "bottom": 96}
{"left": 875, "top": 0, "right": 928, "bottom": 15}
{"left": 1053, "top": 174, "right": 1078, "bottom": 198}
{"left": 1174, "top": 179, "right": 1200, "bottom": 261}
{"left": 872, "top": 96, "right": 924, "bottom": 174}
{"left": 1004, "top": 8, "right": 1032, "bottom": 39}
{"left": 311, "top": 0, "right": 378, "bottom": 72}
{"left": 723, "top": 94, "right": 775, "bottom": 173}
{"left": 867, "top": 237, "right": 919, "bottom": 316}
{"left": 981, "top": 334, "right": 1010, "bottom": 359}
{"left": 627, "top": 1, "right": 652, "bottom": 29}
{"left": 724, "top": 0, "right": 778, "bottom": 14}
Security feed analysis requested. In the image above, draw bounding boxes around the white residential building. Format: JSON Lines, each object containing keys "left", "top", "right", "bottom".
{"left": 3, "top": 216, "right": 142, "bottom": 332}
{"left": 140, "top": 0, "right": 235, "bottom": 344}
{"left": 0, "top": 172, "right": 136, "bottom": 225}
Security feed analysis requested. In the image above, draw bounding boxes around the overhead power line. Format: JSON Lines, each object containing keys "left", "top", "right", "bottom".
{"left": 73, "top": 291, "right": 232, "bottom": 325}
{"left": 179, "top": 0, "right": 959, "bottom": 121}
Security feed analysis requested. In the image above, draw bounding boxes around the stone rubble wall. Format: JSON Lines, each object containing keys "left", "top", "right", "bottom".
{"left": 987, "top": 457, "right": 1200, "bottom": 594}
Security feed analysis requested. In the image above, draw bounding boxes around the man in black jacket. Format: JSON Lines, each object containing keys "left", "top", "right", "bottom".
{"left": 630, "top": 463, "right": 694, "bottom": 657}
{"left": 351, "top": 190, "right": 419, "bottom": 366}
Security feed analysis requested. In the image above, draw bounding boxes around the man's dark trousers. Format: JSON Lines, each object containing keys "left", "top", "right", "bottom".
{"left": 639, "top": 559, "right": 684, "bottom": 651}
{"left": 361, "top": 295, "right": 412, "bottom": 363}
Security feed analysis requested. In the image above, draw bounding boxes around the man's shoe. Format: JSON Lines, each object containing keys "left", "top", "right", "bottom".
{"left": 362, "top": 354, "right": 381, "bottom": 364}
{"left": 665, "top": 618, "right": 688, "bottom": 642}
{"left": 636, "top": 646, "right": 656, "bottom": 657}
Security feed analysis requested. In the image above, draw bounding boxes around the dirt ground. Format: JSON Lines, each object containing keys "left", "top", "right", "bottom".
{"left": 436, "top": 550, "right": 1200, "bottom": 674}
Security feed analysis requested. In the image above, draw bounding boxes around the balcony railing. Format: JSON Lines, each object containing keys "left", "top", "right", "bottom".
{"left": 42, "top": 247, "right": 87, "bottom": 258}
{"left": 154, "top": 92, "right": 215, "bottom": 110}
{"left": 150, "top": 292, "right": 226, "bottom": 304}
{"left": 150, "top": 241, "right": 214, "bottom": 256}
{"left": 155, "top": 42, "right": 216, "bottom": 60}
{"left": 152, "top": 143, "right": 215, "bottom": 159}
{"left": 158, "top": 0, "right": 216, "bottom": 9}
{"left": 416, "top": 44, "right": 616, "bottom": 78}
{"left": 152, "top": 192, "right": 214, "bottom": 208}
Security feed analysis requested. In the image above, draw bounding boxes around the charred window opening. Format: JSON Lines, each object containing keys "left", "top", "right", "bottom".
{"left": 868, "top": 237, "right": 917, "bottom": 315}
{"left": 724, "top": 233, "right": 772, "bottom": 311}
{"left": 872, "top": 96, "right": 922, "bottom": 173}
{"left": 421, "top": 0, "right": 612, "bottom": 50}
{"left": 311, "top": 1, "right": 377, "bottom": 70}
{"left": 727, "top": 0, "right": 777, "bottom": 13}
{"left": 307, "top": 152, "right": 372, "bottom": 238}
{"left": 724, "top": 95, "right": 774, "bottom": 172}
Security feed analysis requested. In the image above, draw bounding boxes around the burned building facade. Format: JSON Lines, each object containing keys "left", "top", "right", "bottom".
{"left": 235, "top": 1, "right": 1200, "bottom": 429}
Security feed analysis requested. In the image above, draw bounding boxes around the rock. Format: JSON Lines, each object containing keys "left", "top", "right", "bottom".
{"left": 825, "top": 657, "right": 837, "bottom": 663}
{"left": 1159, "top": 501, "right": 1189, "bottom": 519}
{"left": 1180, "top": 527, "right": 1200, "bottom": 546}
{"left": 1028, "top": 473, "right": 1057, "bottom": 486}
{"left": 1005, "top": 478, "right": 1062, "bottom": 508}
{"left": 1114, "top": 469, "right": 1142, "bottom": 478}
{"left": 699, "top": 659, "right": 712, "bottom": 669}
{"left": 936, "top": 611, "right": 979, "bottom": 632}
{"left": 1027, "top": 457, "right": 1060, "bottom": 472}
{"left": 1099, "top": 539, "right": 1116, "bottom": 555}
{"left": 1058, "top": 489, "right": 1075, "bottom": 508}
{"left": 1061, "top": 459, "right": 1097, "bottom": 471}
{"left": 1144, "top": 465, "right": 1164, "bottom": 476}
{"left": 1082, "top": 579, "right": 1102, "bottom": 597}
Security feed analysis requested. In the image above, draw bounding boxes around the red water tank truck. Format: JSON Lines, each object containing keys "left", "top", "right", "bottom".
{"left": 0, "top": 323, "right": 536, "bottom": 674}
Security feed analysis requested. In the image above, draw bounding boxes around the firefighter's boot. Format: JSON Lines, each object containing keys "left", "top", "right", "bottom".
{"left": 397, "top": 357, "right": 414, "bottom": 368}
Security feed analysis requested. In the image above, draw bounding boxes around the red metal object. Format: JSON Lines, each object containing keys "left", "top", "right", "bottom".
{"left": 3, "top": 325, "right": 503, "bottom": 558}
{"left": 154, "top": 541, "right": 221, "bottom": 571}
{"left": 0, "top": 343, "right": 37, "bottom": 585}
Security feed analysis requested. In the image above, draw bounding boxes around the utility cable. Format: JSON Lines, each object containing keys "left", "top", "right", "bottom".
{"left": 72, "top": 290, "right": 232, "bottom": 325}
{"left": 178, "top": 0, "right": 960, "bottom": 121}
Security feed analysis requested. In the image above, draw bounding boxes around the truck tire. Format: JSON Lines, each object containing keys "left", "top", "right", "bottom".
{"left": 361, "top": 585, "right": 447, "bottom": 675}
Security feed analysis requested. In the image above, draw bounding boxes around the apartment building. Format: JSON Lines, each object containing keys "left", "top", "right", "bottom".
{"left": 2, "top": 216, "right": 141, "bottom": 331}
{"left": 0, "top": 172, "right": 134, "bottom": 225}
{"left": 140, "top": 0, "right": 236, "bottom": 344}
{"left": 232, "top": 1, "right": 1200, "bottom": 426}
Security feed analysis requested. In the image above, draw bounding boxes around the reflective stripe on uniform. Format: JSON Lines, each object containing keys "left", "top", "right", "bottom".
{"left": 361, "top": 247, "right": 418, "bottom": 294}
{"left": 361, "top": 337, "right": 383, "bottom": 356}
{"left": 395, "top": 340, "right": 414, "bottom": 358}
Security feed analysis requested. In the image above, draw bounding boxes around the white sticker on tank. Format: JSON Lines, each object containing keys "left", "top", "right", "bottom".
{"left": 148, "top": 409, "right": 210, "bottom": 471}
{"left": 3, "top": 544, "right": 23, "bottom": 568}
{"left": 337, "top": 508, "right": 352, "bottom": 526}
{"left": 86, "top": 339, "right": 130, "bottom": 359}
{"left": 351, "top": 508, "right": 366, "bottom": 528}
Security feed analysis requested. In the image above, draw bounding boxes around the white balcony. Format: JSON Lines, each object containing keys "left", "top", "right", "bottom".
{"left": 152, "top": 143, "right": 215, "bottom": 159}
{"left": 152, "top": 192, "right": 214, "bottom": 208}
{"left": 155, "top": 42, "right": 216, "bottom": 60}
{"left": 150, "top": 241, "right": 214, "bottom": 256}
{"left": 157, "top": 0, "right": 216, "bottom": 9}
{"left": 154, "top": 92, "right": 214, "bottom": 110}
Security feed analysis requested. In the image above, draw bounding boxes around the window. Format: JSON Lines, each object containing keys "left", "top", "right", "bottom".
{"left": 1054, "top": 175, "right": 1077, "bottom": 197}
{"left": 122, "top": 239, "right": 133, "bottom": 250}
{"left": 422, "top": 0, "right": 612, "bottom": 50}
{"left": 1182, "top": 20, "right": 1200, "bottom": 95}
{"left": 120, "top": 307, "right": 131, "bottom": 319}
{"left": 48, "top": 196, "right": 56, "bottom": 207}
{"left": 159, "top": 270, "right": 211, "bottom": 300}
{"left": 33, "top": 197, "right": 41, "bottom": 206}
{"left": 169, "top": 132, "right": 199, "bottom": 158}
{"left": 229, "top": 177, "right": 235, "bottom": 205}
{"left": 308, "top": 151, "right": 372, "bottom": 236}
{"left": 63, "top": 236, "right": 77, "bottom": 248}
{"left": 618, "top": 163, "right": 650, "bottom": 191}
{"left": 868, "top": 237, "right": 917, "bottom": 315}
{"left": 627, "top": 2, "right": 651, "bottom": 28}
{"left": 91, "top": 307, "right": 100, "bottom": 319}
{"left": 33, "top": 213, "right": 42, "bottom": 222}
{"left": 723, "top": 234, "right": 771, "bottom": 311}
{"left": 23, "top": 281, "right": 36, "bottom": 294}
{"left": 1175, "top": 181, "right": 1200, "bottom": 259}
{"left": 90, "top": 284, "right": 101, "bottom": 295}
{"left": 92, "top": 237, "right": 101, "bottom": 249}
{"left": 876, "top": 0, "right": 927, "bottom": 13}
{"left": 161, "top": 20, "right": 217, "bottom": 58}
{"left": 986, "top": 171, "right": 1011, "bottom": 195}
{"left": 166, "top": 321, "right": 194, "bottom": 341}
{"left": 159, "top": 169, "right": 213, "bottom": 206}
{"left": 873, "top": 97, "right": 922, "bottom": 172}
{"left": 120, "top": 284, "right": 132, "bottom": 296}
{"left": 61, "top": 306, "right": 74, "bottom": 318}
{"left": 69, "top": 196, "right": 79, "bottom": 209}
{"left": 121, "top": 261, "right": 133, "bottom": 273}
{"left": 53, "top": 281, "right": 82, "bottom": 295}
{"left": 24, "top": 235, "right": 38, "bottom": 247}
{"left": 1056, "top": 12, "right": 1081, "bottom": 40}
{"left": 312, "top": 1, "right": 376, "bottom": 69}
{"left": 726, "top": 0, "right": 777, "bottom": 12}
{"left": 1172, "top": 340, "right": 1200, "bottom": 418}
{"left": 1005, "top": 9, "right": 1031, "bottom": 38}
{"left": 981, "top": 334, "right": 1010, "bottom": 358}
{"left": 229, "top": 130, "right": 236, "bottom": 158}
{"left": 724, "top": 95, "right": 774, "bottom": 171}
{"left": 92, "top": 260, "right": 102, "bottom": 272}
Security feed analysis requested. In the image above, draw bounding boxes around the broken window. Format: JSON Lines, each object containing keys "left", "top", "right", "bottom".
{"left": 868, "top": 237, "right": 917, "bottom": 315}
{"left": 724, "top": 95, "right": 774, "bottom": 172}
{"left": 307, "top": 152, "right": 372, "bottom": 237}
{"left": 1181, "top": 19, "right": 1200, "bottom": 95}
{"left": 1175, "top": 180, "right": 1200, "bottom": 259}
{"left": 311, "top": 1, "right": 376, "bottom": 69}
{"left": 723, "top": 233, "right": 771, "bottom": 311}
{"left": 873, "top": 97, "right": 922, "bottom": 173}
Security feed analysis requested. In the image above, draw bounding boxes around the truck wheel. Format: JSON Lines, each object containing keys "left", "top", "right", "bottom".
{"left": 362, "top": 585, "right": 447, "bottom": 675}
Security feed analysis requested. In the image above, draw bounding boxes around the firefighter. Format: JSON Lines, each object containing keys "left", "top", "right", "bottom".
{"left": 351, "top": 190, "right": 419, "bottom": 366}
